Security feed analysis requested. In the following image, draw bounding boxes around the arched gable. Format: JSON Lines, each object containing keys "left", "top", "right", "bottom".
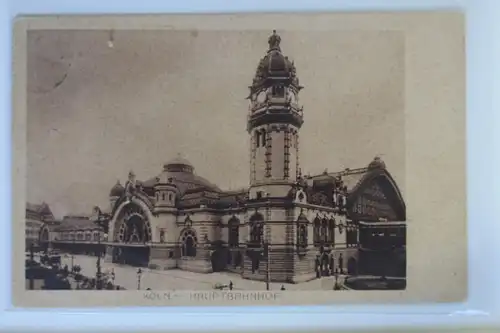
{"left": 347, "top": 168, "right": 406, "bottom": 221}
{"left": 108, "top": 196, "right": 155, "bottom": 243}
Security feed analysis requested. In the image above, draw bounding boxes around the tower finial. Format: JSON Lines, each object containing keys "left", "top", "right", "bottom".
{"left": 268, "top": 30, "right": 281, "bottom": 51}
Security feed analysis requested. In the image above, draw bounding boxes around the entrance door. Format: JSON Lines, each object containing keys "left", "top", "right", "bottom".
{"left": 115, "top": 246, "right": 150, "bottom": 267}
{"left": 347, "top": 257, "right": 358, "bottom": 275}
{"left": 211, "top": 250, "right": 226, "bottom": 272}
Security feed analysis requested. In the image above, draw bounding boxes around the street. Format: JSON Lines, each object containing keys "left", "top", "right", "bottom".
{"left": 58, "top": 254, "right": 341, "bottom": 291}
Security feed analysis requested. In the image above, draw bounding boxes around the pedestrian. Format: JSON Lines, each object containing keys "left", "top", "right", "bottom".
{"left": 229, "top": 280, "right": 233, "bottom": 290}
{"left": 280, "top": 285, "right": 285, "bottom": 291}
{"left": 315, "top": 255, "right": 321, "bottom": 278}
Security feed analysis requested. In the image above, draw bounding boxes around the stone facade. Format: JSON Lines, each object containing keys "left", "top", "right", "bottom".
{"left": 25, "top": 202, "right": 54, "bottom": 250}
{"left": 39, "top": 31, "right": 406, "bottom": 283}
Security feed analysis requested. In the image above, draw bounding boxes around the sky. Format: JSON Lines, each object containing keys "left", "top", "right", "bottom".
{"left": 27, "top": 29, "right": 405, "bottom": 219}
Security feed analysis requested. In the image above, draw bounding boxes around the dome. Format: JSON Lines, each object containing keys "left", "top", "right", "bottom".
{"left": 145, "top": 154, "right": 221, "bottom": 195}
{"left": 164, "top": 154, "right": 194, "bottom": 173}
{"left": 368, "top": 156, "right": 386, "bottom": 170}
{"left": 268, "top": 50, "right": 290, "bottom": 72}
{"left": 250, "top": 30, "right": 298, "bottom": 88}
{"left": 109, "top": 180, "right": 125, "bottom": 197}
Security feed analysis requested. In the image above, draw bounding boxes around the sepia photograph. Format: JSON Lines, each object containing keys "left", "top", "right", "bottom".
{"left": 13, "top": 13, "right": 466, "bottom": 306}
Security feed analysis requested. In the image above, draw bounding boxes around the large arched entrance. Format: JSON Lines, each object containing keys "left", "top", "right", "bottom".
{"left": 113, "top": 203, "right": 152, "bottom": 267}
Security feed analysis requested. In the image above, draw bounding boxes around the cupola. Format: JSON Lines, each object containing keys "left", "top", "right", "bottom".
{"left": 109, "top": 180, "right": 124, "bottom": 197}
{"left": 368, "top": 156, "right": 386, "bottom": 170}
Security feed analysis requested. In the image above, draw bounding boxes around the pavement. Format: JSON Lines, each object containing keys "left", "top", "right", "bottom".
{"left": 58, "top": 254, "right": 344, "bottom": 291}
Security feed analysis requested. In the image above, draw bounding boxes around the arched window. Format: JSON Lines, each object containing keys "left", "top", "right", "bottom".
{"left": 346, "top": 222, "right": 358, "bottom": 247}
{"left": 296, "top": 213, "right": 309, "bottom": 249}
{"left": 328, "top": 218, "right": 336, "bottom": 243}
{"left": 261, "top": 130, "right": 267, "bottom": 148}
{"left": 313, "top": 217, "right": 321, "bottom": 245}
{"left": 297, "top": 224, "right": 308, "bottom": 248}
{"left": 249, "top": 213, "right": 264, "bottom": 245}
{"left": 228, "top": 217, "right": 240, "bottom": 247}
{"left": 181, "top": 229, "right": 197, "bottom": 257}
{"left": 169, "top": 193, "right": 173, "bottom": 201}
{"left": 321, "top": 218, "right": 328, "bottom": 243}
{"left": 162, "top": 193, "right": 166, "bottom": 201}
{"left": 255, "top": 131, "right": 261, "bottom": 148}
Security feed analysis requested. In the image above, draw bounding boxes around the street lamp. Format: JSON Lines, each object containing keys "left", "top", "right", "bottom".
{"left": 264, "top": 241, "right": 270, "bottom": 291}
{"left": 96, "top": 232, "right": 107, "bottom": 290}
{"left": 71, "top": 237, "right": 75, "bottom": 270}
{"left": 137, "top": 268, "right": 142, "bottom": 290}
{"left": 29, "top": 243, "right": 35, "bottom": 290}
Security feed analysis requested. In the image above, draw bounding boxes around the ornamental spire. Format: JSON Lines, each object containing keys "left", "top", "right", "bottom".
{"left": 268, "top": 30, "right": 281, "bottom": 52}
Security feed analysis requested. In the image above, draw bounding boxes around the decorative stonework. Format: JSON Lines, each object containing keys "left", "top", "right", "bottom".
{"left": 42, "top": 30, "right": 407, "bottom": 287}
{"left": 284, "top": 128, "right": 291, "bottom": 179}
{"left": 251, "top": 132, "right": 256, "bottom": 182}
{"left": 265, "top": 127, "right": 272, "bottom": 178}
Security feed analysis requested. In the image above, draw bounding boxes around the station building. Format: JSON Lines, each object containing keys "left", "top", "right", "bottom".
{"left": 38, "top": 31, "right": 406, "bottom": 283}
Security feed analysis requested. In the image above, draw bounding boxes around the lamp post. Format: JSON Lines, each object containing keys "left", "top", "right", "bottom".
{"left": 96, "top": 232, "right": 107, "bottom": 290}
{"left": 29, "top": 243, "right": 35, "bottom": 290}
{"left": 137, "top": 268, "right": 142, "bottom": 290}
{"left": 264, "top": 192, "right": 271, "bottom": 291}
{"left": 265, "top": 241, "right": 270, "bottom": 291}
{"left": 71, "top": 237, "right": 75, "bottom": 270}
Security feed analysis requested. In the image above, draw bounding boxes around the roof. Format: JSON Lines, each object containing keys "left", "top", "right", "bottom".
{"left": 139, "top": 157, "right": 221, "bottom": 197}
{"left": 53, "top": 216, "right": 102, "bottom": 232}
{"left": 26, "top": 202, "right": 52, "bottom": 214}
{"left": 215, "top": 188, "right": 248, "bottom": 208}
{"left": 307, "top": 157, "right": 389, "bottom": 193}
{"left": 249, "top": 31, "right": 301, "bottom": 93}
{"left": 308, "top": 167, "right": 369, "bottom": 193}
{"left": 109, "top": 180, "right": 125, "bottom": 197}
{"left": 359, "top": 221, "right": 406, "bottom": 226}
{"left": 165, "top": 155, "right": 193, "bottom": 168}
{"left": 26, "top": 203, "right": 43, "bottom": 212}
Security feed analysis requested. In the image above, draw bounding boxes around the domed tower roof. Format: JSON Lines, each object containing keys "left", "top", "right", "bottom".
{"left": 250, "top": 30, "right": 301, "bottom": 93}
{"left": 109, "top": 180, "right": 125, "bottom": 197}
{"left": 164, "top": 153, "right": 194, "bottom": 173}
{"left": 368, "top": 156, "right": 386, "bottom": 170}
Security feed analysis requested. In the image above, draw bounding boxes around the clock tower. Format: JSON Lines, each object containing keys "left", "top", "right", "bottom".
{"left": 247, "top": 30, "right": 304, "bottom": 199}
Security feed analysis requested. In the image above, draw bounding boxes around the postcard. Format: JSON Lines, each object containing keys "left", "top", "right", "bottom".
{"left": 13, "top": 12, "right": 466, "bottom": 307}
